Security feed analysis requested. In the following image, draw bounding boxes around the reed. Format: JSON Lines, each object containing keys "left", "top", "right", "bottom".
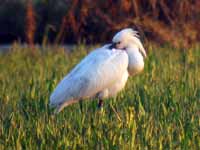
{"left": 26, "top": 0, "right": 36, "bottom": 50}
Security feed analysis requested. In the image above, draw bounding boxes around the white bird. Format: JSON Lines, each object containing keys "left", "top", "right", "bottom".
{"left": 49, "top": 28, "right": 146, "bottom": 113}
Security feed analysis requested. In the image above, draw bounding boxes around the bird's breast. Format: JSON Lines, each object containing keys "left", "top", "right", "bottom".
{"left": 126, "top": 50, "right": 144, "bottom": 76}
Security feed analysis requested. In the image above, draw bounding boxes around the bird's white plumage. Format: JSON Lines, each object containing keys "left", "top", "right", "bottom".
{"left": 49, "top": 28, "right": 147, "bottom": 113}
{"left": 104, "top": 70, "right": 129, "bottom": 98}
{"left": 50, "top": 46, "right": 128, "bottom": 112}
{"left": 126, "top": 46, "right": 144, "bottom": 75}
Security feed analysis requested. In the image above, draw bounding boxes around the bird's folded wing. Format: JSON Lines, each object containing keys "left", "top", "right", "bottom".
{"left": 50, "top": 48, "right": 128, "bottom": 106}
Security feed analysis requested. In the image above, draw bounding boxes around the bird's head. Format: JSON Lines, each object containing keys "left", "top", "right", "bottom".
{"left": 110, "top": 28, "right": 147, "bottom": 58}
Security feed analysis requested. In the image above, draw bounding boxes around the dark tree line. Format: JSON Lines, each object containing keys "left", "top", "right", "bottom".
{"left": 0, "top": 0, "right": 199, "bottom": 47}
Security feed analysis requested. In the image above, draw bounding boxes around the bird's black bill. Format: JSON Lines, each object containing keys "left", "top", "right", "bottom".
{"left": 108, "top": 43, "right": 116, "bottom": 49}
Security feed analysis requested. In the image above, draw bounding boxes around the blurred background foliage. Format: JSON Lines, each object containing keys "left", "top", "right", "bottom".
{"left": 0, "top": 0, "right": 199, "bottom": 47}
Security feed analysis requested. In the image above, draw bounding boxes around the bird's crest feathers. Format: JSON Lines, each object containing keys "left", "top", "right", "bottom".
{"left": 112, "top": 28, "right": 140, "bottom": 43}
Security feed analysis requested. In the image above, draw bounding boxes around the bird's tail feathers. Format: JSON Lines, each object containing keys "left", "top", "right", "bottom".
{"left": 50, "top": 99, "right": 77, "bottom": 114}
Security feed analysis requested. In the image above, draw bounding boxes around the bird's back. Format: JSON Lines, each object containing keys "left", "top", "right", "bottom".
{"left": 50, "top": 47, "right": 128, "bottom": 107}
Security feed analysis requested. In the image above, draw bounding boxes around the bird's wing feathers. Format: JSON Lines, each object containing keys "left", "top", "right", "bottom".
{"left": 50, "top": 48, "right": 128, "bottom": 106}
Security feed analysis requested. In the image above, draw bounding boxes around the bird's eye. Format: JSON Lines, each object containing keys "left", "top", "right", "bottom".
{"left": 123, "top": 47, "right": 127, "bottom": 50}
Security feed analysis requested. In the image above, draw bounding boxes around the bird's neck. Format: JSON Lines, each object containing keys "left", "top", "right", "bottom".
{"left": 126, "top": 42, "right": 146, "bottom": 58}
{"left": 126, "top": 44, "right": 139, "bottom": 52}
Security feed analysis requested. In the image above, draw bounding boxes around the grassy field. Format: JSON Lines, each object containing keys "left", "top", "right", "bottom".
{"left": 0, "top": 44, "right": 199, "bottom": 150}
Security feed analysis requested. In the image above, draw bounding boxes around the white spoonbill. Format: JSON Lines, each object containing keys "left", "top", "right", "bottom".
{"left": 49, "top": 28, "right": 146, "bottom": 113}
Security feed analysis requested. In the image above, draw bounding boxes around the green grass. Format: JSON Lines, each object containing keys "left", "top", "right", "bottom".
{"left": 0, "top": 44, "right": 200, "bottom": 150}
